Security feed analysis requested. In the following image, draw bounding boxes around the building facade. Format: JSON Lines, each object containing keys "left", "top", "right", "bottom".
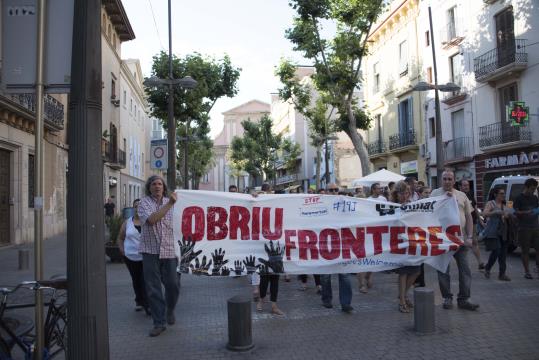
{"left": 199, "top": 100, "right": 270, "bottom": 192}
{"left": 364, "top": 0, "right": 426, "bottom": 183}
{"left": 101, "top": 0, "right": 135, "bottom": 211}
{"left": 119, "top": 59, "right": 148, "bottom": 209}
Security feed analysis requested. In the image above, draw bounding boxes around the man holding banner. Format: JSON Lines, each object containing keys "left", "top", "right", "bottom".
{"left": 138, "top": 175, "right": 180, "bottom": 337}
{"left": 431, "top": 170, "right": 479, "bottom": 311}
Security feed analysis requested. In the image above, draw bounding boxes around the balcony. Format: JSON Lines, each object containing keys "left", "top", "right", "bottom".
{"left": 474, "top": 39, "right": 527, "bottom": 83}
{"left": 8, "top": 93, "right": 65, "bottom": 130}
{"left": 441, "top": 86, "right": 467, "bottom": 105}
{"left": 276, "top": 173, "right": 297, "bottom": 186}
{"left": 367, "top": 140, "right": 387, "bottom": 159}
{"left": 479, "top": 122, "right": 531, "bottom": 152}
{"left": 389, "top": 129, "right": 418, "bottom": 153}
{"left": 444, "top": 137, "right": 473, "bottom": 164}
{"left": 101, "top": 138, "right": 126, "bottom": 169}
{"left": 440, "top": 19, "right": 464, "bottom": 49}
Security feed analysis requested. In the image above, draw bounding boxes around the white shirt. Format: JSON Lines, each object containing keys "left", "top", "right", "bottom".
{"left": 124, "top": 217, "right": 143, "bottom": 261}
{"left": 369, "top": 195, "right": 387, "bottom": 202}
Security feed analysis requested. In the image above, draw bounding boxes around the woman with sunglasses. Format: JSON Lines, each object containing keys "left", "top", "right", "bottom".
{"left": 117, "top": 199, "right": 150, "bottom": 315}
{"left": 482, "top": 187, "right": 511, "bottom": 281}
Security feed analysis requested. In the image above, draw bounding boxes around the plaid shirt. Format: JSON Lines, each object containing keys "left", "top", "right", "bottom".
{"left": 138, "top": 195, "right": 176, "bottom": 259}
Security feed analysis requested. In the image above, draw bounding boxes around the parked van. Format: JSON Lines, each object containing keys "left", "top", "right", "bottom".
{"left": 488, "top": 175, "right": 539, "bottom": 208}
{"left": 487, "top": 175, "right": 539, "bottom": 252}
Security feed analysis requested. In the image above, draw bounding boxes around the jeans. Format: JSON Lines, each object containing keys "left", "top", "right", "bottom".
{"left": 437, "top": 246, "right": 471, "bottom": 302}
{"left": 485, "top": 238, "right": 507, "bottom": 275}
{"left": 142, "top": 254, "right": 180, "bottom": 327}
{"left": 124, "top": 257, "right": 148, "bottom": 308}
{"left": 320, "top": 274, "right": 352, "bottom": 306}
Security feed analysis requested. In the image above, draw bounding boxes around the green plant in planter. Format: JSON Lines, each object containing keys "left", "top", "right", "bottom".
{"left": 105, "top": 214, "right": 124, "bottom": 246}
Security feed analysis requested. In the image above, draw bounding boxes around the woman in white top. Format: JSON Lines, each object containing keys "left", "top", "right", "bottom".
{"left": 117, "top": 199, "right": 150, "bottom": 314}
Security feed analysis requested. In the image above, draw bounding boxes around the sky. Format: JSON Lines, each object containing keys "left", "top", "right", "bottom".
{"left": 121, "top": 0, "right": 308, "bottom": 139}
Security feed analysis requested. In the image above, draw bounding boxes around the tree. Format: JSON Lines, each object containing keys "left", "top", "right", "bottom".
{"left": 145, "top": 52, "right": 241, "bottom": 185}
{"left": 284, "top": 0, "right": 384, "bottom": 176}
{"left": 230, "top": 115, "right": 302, "bottom": 187}
{"left": 276, "top": 59, "right": 339, "bottom": 189}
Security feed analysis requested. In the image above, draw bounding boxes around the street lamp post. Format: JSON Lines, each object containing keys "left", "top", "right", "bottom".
{"left": 144, "top": 0, "right": 197, "bottom": 190}
{"left": 412, "top": 6, "right": 460, "bottom": 185}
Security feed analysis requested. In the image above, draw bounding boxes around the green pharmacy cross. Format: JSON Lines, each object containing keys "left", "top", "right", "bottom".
{"left": 507, "top": 101, "right": 529, "bottom": 127}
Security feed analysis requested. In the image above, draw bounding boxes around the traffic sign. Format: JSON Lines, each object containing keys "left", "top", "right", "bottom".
{"left": 150, "top": 139, "right": 168, "bottom": 170}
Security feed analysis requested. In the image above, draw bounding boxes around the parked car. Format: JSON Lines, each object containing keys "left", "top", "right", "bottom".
{"left": 487, "top": 175, "right": 539, "bottom": 252}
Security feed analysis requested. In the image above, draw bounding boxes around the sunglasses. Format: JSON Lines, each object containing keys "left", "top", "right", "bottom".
{"left": 328, "top": 188, "right": 339, "bottom": 192}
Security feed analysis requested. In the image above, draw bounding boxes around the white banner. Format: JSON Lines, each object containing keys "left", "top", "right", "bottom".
{"left": 173, "top": 191, "right": 462, "bottom": 276}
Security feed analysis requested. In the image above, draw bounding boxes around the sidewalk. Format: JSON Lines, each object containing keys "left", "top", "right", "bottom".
{"left": 1, "top": 236, "right": 538, "bottom": 359}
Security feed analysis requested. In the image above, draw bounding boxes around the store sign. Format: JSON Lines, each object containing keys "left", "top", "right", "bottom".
{"left": 400, "top": 160, "right": 418, "bottom": 174}
{"left": 484, "top": 151, "right": 539, "bottom": 169}
{"left": 506, "top": 101, "right": 529, "bottom": 127}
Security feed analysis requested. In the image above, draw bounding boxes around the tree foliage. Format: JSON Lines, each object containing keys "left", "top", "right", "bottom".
{"left": 285, "top": 0, "right": 384, "bottom": 175}
{"left": 230, "top": 115, "right": 302, "bottom": 185}
{"left": 145, "top": 52, "right": 241, "bottom": 185}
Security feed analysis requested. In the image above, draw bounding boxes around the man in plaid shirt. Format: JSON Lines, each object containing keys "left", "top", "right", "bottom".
{"left": 138, "top": 175, "right": 179, "bottom": 337}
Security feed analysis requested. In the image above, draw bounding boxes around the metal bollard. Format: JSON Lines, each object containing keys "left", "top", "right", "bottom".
{"left": 414, "top": 287, "right": 435, "bottom": 333}
{"left": 226, "top": 295, "right": 254, "bottom": 351}
{"left": 18, "top": 249, "right": 30, "bottom": 270}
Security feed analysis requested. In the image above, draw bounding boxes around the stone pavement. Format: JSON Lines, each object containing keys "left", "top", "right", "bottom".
{"left": 1, "top": 235, "right": 539, "bottom": 359}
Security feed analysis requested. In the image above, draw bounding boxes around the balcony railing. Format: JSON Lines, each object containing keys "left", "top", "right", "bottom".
{"left": 367, "top": 140, "right": 387, "bottom": 156}
{"left": 9, "top": 93, "right": 65, "bottom": 129}
{"left": 276, "top": 173, "right": 297, "bottom": 186}
{"left": 473, "top": 39, "right": 527, "bottom": 81}
{"left": 479, "top": 122, "right": 531, "bottom": 149}
{"left": 389, "top": 129, "right": 416, "bottom": 151}
{"left": 444, "top": 137, "right": 473, "bottom": 163}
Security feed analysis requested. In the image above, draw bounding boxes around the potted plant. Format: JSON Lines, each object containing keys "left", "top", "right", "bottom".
{"left": 105, "top": 214, "right": 124, "bottom": 262}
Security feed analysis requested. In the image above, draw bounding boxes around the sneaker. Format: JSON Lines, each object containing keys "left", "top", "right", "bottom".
{"left": 524, "top": 273, "right": 533, "bottom": 279}
{"left": 478, "top": 263, "right": 485, "bottom": 270}
{"left": 498, "top": 274, "right": 511, "bottom": 281}
{"left": 457, "top": 301, "right": 479, "bottom": 311}
{"left": 442, "top": 298, "right": 453, "bottom": 310}
{"left": 166, "top": 311, "right": 175, "bottom": 325}
{"left": 359, "top": 285, "right": 368, "bottom": 294}
{"left": 135, "top": 305, "right": 143, "bottom": 312}
{"left": 341, "top": 305, "right": 354, "bottom": 313}
{"left": 322, "top": 302, "right": 333, "bottom": 309}
{"left": 149, "top": 326, "right": 166, "bottom": 337}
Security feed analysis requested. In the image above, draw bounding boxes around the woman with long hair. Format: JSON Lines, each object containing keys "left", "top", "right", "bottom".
{"left": 391, "top": 181, "right": 422, "bottom": 313}
{"left": 482, "top": 187, "right": 511, "bottom": 281}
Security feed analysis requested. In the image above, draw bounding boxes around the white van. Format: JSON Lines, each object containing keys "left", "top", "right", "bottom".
{"left": 488, "top": 175, "right": 539, "bottom": 208}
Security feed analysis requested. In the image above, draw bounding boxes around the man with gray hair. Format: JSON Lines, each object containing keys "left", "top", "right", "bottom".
{"left": 138, "top": 175, "right": 179, "bottom": 336}
{"left": 431, "top": 170, "right": 479, "bottom": 311}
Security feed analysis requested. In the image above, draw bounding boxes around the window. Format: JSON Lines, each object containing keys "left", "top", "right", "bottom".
{"left": 123, "top": 90, "right": 126, "bottom": 106}
{"left": 399, "top": 40, "right": 408, "bottom": 76}
{"left": 375, "top": 114, "right": 382, "bottom": 142}
{"left": 426, "top": 67, "right": 433, "bottom": 84}
{"left": 495, "top": 7, "right": 515, "bottom": 68}
{"left": 130, "top": 99, "right": 133, "bottom": 112}
{"left": 111, "top": 79, "right": 116, "bottom": 99}
{"left": 429, "top": 117, "right": 436, "bottom": 138}
{"left": 28, "top": 154, "right": 35, "bottom": 208}
{"left": 498, "top": 82, "right": 517, "bottom": 124}
{"left": 134, "top": 105, "right": 137, "bottom": 116}
{"left": 373, "top": 62, "right": 380, "bottom": 93}
{"left": 398, "top": 98, "right": 413, "bottom": 134}
{"left": 202, "top": 173, "right": 210, "bottom": 183}
{"left": 425, "top": 31, "right": 430, "bottom": 47}
{"left": 450, "top": 53, "right": 463, "bottom": 87}
{"left": 447, "top": 6, "right": 457, "bottom": 40}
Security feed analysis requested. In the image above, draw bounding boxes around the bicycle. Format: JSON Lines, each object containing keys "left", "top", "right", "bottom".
{"left": 0, "top": 277, "right": 67, "bottom": 360}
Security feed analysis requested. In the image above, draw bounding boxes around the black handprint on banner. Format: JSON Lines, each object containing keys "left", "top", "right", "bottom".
{"left": 220, "top": 266, "right": 231, "bottom": 276}
{"left": 233, "top": 260, "right": 245, "bottom": 276}
{"left": 258, "top": 241, "right": 285, "bottom": 274}
{"left": 190, "top": 255, "right": 212, "bottom": 276}
{"left": 178, "top": 236, "right": 202, "bottom": 274}
{"left": 211, "top": 248, "right": 229, "bottom": 276}
{"left": 259, "top": 263, "right": 269, "bottom": 275}
{"left": 243, "top": 255, "right": 258, "bottom": 274}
